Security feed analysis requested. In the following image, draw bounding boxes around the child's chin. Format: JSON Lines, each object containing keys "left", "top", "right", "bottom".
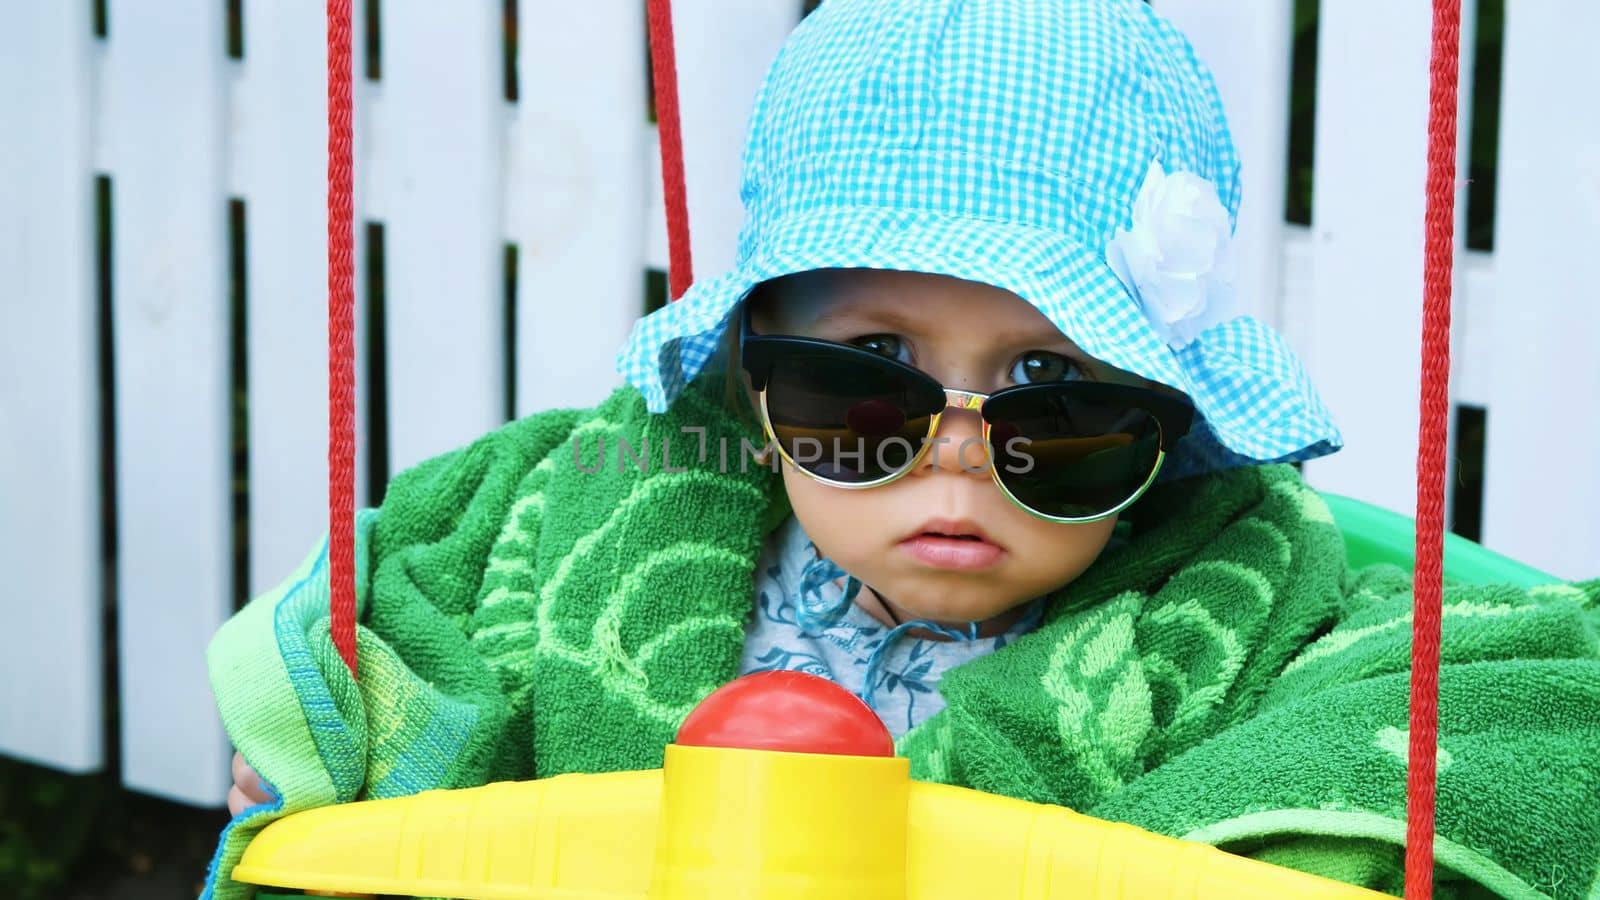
{"left": 890, "top": 592, "right": 1026, "bottom": 627}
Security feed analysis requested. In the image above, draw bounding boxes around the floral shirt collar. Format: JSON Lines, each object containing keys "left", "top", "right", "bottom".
{"left": 739, "top": 515, "right": 1047, "bottom": 739}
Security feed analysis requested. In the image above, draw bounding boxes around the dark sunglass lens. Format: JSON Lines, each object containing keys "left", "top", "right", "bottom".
{"left": 985, "top": 386, "right": 1163, "bottom": 518}
{"left": 764, "top": 349, "right": 941, "bottom": 483}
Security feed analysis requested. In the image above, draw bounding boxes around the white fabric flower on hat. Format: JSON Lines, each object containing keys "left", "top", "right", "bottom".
{"left": 1106, "top": 159, "right": 1238, "bottom": 349}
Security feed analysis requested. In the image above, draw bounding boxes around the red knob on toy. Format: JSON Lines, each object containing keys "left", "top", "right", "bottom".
{"left": 675, "top": 671, "right": 895, "bottom": 757}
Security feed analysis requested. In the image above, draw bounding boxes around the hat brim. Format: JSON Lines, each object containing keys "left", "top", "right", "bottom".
{"left": 616, "top": 206, "right": 1340, "bottom": 477}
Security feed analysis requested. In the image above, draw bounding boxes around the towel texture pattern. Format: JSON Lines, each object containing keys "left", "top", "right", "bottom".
{"left": 204, "top": 385, "right": 1600, "bottom": 899}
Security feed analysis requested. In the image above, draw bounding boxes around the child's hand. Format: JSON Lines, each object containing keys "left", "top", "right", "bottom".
{"left": 228, "top": 753, "right": 375, "bottom": 897}
{"left": 227, "top": 750, "right": 274, "bottom": 815}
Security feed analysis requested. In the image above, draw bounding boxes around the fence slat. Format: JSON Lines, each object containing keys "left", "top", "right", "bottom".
{"left": 240, "top": 0, "right": 334, "bottom": 596}
{"left": 1283, "top": 232, "right": 1497, "bottom": 409}
{"left": 1299, "top": 1, "right": 1475, "bottom": 519}
{"left": 380, "top": 0, "right": 504, "bottom": 473}
{"left": 508, "top": 3, "right": 644, "bottom": 415}
{"left": 1153, "top": 0, "right": 1294, "bottom": 328}
{"left": 1481, "top": 1, "right": 1600, "bottom": 580}
{"left": 105, "top": 1, "right": 233, "bottom": 805}
{"left": 645, "top": 2, "right": 798, "bottom": 278}
{"left": 0, "top": 3, "right": 102, "bottom": 774}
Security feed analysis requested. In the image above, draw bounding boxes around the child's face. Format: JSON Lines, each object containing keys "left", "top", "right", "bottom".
{"left": 749, "top": 269, "right": 1131, "bottom": 628}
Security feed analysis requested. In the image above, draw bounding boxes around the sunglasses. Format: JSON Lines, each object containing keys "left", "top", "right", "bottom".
{"left": 738, "top": 306, "right": 1195, "bottom": 522}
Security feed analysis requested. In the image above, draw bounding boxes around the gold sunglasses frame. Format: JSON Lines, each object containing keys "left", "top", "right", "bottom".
{"left": 754, "top": 384, "right": 1168, "bottom": 524}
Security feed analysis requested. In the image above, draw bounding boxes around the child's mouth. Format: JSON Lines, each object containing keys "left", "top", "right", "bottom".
{"left": 900, "top": 519, "right": 1004, "bottom": 570}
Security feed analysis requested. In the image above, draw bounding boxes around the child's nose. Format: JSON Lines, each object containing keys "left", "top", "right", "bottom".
{"left": 915, "top": 405, "right": 991, "bottom": 478}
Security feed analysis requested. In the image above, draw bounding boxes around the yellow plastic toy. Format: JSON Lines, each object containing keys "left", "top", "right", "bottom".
{"left": 234, "top": 671, "right": 1384, "bottom": 899}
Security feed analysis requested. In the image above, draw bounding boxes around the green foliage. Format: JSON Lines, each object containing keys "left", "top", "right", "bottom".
{"left": 0, "top": 758, "right": 102, "bottom": 899}
{"left": 1285, "top": 0, "right": 1319, "bottom": 227}
{"left": 0, "top": 756, "right": 222, "bottom": 897}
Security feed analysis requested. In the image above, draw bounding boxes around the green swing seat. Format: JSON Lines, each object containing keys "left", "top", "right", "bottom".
{"left": 1321, "top": 492, "right": 1557, "bottom": 588}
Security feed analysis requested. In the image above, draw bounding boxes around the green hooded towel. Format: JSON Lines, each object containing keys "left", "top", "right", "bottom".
{"left": 203, "top": 384, "right": 1600, "bottom": 899}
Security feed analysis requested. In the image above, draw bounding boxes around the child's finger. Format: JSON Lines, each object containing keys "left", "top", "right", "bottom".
{"left": 231, "top": 750, "right": 274, "bottom": 803}
{"left": 226, "top": 781, "right": 372, "bottom": 895}
{"left": 231, "top": 750, "right": 253, "bottom": 788}
{"left": 227, "top": 784, "right": 253, "bottom": 816}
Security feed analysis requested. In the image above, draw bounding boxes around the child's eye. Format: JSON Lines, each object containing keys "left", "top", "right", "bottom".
{"left": 1009, "top": 351, "right": 1086, "bottom": 384}
{"left": 850, "top": 334, "right": 911, "bottom": 363}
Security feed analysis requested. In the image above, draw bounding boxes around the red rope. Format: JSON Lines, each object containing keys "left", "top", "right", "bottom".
{"left": 327, "top": 0, "right": 358, "bottom": 677}
{"left": 647, "top": 0, "right": 694, "bottom": 301}
{"left": 1406, "top": 2, "right": 1461, "bottom": 896}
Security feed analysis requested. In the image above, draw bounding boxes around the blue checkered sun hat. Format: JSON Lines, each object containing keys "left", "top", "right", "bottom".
{"left": 616, "top": 0, "right": 1341, "bottom": 477}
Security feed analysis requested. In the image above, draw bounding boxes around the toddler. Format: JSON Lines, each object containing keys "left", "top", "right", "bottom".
{"left": 208, "top": 1, "right": 1600, "bottom": 897}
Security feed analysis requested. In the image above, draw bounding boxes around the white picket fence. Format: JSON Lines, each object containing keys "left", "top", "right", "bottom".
{"left": 2, "top": 1, "right": 1596, "bottom": 807}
